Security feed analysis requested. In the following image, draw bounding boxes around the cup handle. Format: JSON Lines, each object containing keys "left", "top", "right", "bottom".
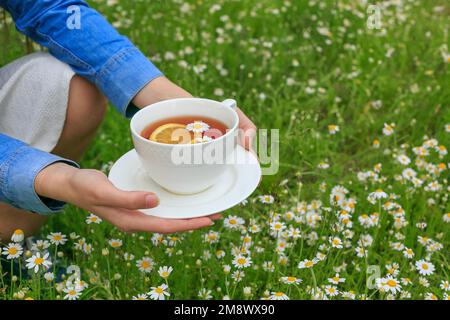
{"left": 222, "top": 99, "right": 237, "bottom": 109}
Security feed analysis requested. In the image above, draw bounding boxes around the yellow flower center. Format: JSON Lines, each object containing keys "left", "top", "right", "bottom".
{"left": 332, "top": 277, "right": 339, "bottom": 282}
{"left": 8, "top": 247, "right": 18, "bottom": 255}
{"left": 141, "top": 261, "right": 150, "bottom": 269}
{"left": 287, "top": 277, "right": 296, "bottom": 282}
{"left": 14, "top": 230, "right": 24, "bottom": 235}
{"left": 35, "top": 257, "right": 44, "bottom": 265}
{"left": 422, "top": 263, "right": 428, "bottom": 270}
{"left": 161, "top": 271, "right": 169, "bottom": 277}
{"left": 305, "top": 261, "right": 314, "bottom": 267}
{"left": 229, "top": 219, "right": 236, "bottom": 225}
{"left": 155, "top": 287, "right": 164, "bottom": 294}
{"left": 332, "top": 239, "right": 340, "bottom": 245}
{"left": 69, "top": 290, "right": 76, "bottom": 296}
{"left": 237, "top": 258, "right": 246, "bottom": 265}
{"left": 274, "top": 292, "right": 284, "bottom": 297}
{"left": 387, "top": 280, "right": 397, "bottom": 287}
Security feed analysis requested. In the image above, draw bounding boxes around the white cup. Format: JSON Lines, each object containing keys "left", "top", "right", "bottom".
{"left": 130, "top": 98, "right": 239, "bottom": 194}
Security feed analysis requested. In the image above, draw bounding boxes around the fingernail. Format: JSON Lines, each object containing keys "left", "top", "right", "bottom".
{"left": 146, "top": 194, "right": 159, "bottom": 207}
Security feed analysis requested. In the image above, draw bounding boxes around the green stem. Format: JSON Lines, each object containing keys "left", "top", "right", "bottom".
{"left": 310, "top": 268, "right": 317, "bottom": 292}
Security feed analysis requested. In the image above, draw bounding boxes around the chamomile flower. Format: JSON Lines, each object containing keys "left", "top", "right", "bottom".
{"left": 232, "top": 255, "right": 252, "bottom": 269}
{"left": 136, "top": 257, "right": 155, "bottom": 273}
{"left": 108, "top": 239, "right": 123, "bottom": 249}
{"left": 223, "top": 215, "right": 245, "bottom": 229}
{"left": 355, "top": 247, "right": 367, "bottom": 258}
{"left": 82, "top": 243, "right": 94, "bottom": 254}
{"left": 372, "top": 139, "right": 380, "bottom": 148}
{"left": 204, "top": 231, "right": 220, "bottom": 244}
{"left": 298, "top": 258, "right": 318, "bottom": 269}
{"left": 397, "top": 154, "right": 411, "bottom": 165}
{"left": 280, "top": 276, "right": 302, "bottom": 285}
{"left": 2, "top": 243, "right": 23, "bottom": 260}
{"left": 424, "top": 293, "right": 438, "bottom": 300}
{"left": 198, "top": 288, "right": 213, "bottom": 300}
{"left": 132, "top": 294, "right": 148, "bottom": 300}
{"left": 269, "top": 291, "right": 289, "bottom": 300}
{"left": 440, "top": 280, "right": 449, "bottom": 291}
{"left": 193, "top": 136, "right": 213, "bottom": 143}
{"left": 149, "top": 284, "right": 170, "bottom": 300}
{"left": 43, "top": 272, "right": 54, "bottom": 282}
{"left": 85, "top": 214, "right": 102, "bottom": 224}
{"left": 31, "top": 240, "right": 50, "bottom": 251}
{"left": 11, "top": 229, "right": 24, "bottom": 242}
{"left": 269, "top": 221, "right": 286, "bottom": 233}
{"left": 63, "top": 286, "right": 82, "bottom": 300}
{"left": 403, "top": 247, "right": 415, "bottom": 259}
{"left": 186, "top": 121, "right": 210, "bottom": 133}
{"left": 47, "top": 232, "right": 67, "bottom": 245}
{"left": 415, "top": 260, "right": 435, "bottom": 276}
{"left": 329, "top": 237, "right": 343, "bottom": 249}
{"left": 328, "top": 273, "right": 346, "bottom": 285}
{"left": 26, "top": 252, "right": 52, "bottom": 273}
{"left": 231, "top": 270, "right": 245, "bottom": 282}
{"left": 376, "top": 276, "right": 402, "bottom": 294}
{"left": 158, "top": 266, "right": 173, "bottom": 279}
{"left": 258, "top": 195, "right": 274, "bottom": 204}
{"left": 443, "top": 213, "right": 450, "bottom": 223}
{"left": 382, "top": 123, "right": 395, "bottom": 136}
{"left": 215, "top": 250, "right": 225, "bottom": 259}
{"left": 324, "top": 285, "right": 339, "bottom": 297}
{"left": 327, "top": 124, "right": 339, "bottom": 134}
{"left": 369, "top": 189, "right": 388, "bottom": 200}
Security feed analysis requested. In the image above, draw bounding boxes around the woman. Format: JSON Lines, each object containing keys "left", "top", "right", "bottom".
{"left": 0, "top": 0, "right": 257, "bottom": 242}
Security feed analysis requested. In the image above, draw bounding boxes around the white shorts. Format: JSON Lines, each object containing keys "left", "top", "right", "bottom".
{"left": 0, "top": 52, "right": 75, "bottom": 152}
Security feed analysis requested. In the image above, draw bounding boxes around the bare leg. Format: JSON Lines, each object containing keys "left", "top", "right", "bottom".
{"left": 0, "top": 76, "right": 107, "bottom": 243}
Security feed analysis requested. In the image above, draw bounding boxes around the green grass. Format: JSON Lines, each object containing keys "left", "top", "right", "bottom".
{"left": 1, "top": 0, "right": 449, "bottom": 300}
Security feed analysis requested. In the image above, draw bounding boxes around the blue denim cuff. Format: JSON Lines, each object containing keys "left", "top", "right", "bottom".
{"left": 96, "top": 46, "right": 164, "bottom": 118}
{"left": 1, "top": 146, "right": 79, "bottom": 215}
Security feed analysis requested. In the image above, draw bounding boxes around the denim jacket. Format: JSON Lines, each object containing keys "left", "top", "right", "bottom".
{"left": 0, "top": 0, "right": 163, "bottom": 214}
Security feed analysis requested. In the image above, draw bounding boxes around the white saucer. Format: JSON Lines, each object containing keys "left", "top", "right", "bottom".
{"left": 108, "top": 145, "right": 261, "bottom": 219}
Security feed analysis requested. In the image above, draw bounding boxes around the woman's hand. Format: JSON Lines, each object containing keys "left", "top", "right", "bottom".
{"left": 35, "top": 163, "right": 220, "bottom": 234}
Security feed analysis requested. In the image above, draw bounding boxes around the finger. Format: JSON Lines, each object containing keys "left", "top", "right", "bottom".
{"left": 95, "top": 182, "right": 159, "bottom": 209}
{"left": 145, "top": 217, "right": 215, "bottom": 234}
{"left": 208, "top": 213, "right": 222, "bottom": 220}
{"left": 94, "top": 206, "right": 214, "bottom": 234}
{"left": 236, "top": 107, "right": 257, "bottom": 151}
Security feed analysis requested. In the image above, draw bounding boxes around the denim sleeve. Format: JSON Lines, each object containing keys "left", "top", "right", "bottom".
{"left": 0, "top": 134, "right": 80, "bottom": 215}
{"left": 0, "top": 0, "right": 163, "bottom": 117}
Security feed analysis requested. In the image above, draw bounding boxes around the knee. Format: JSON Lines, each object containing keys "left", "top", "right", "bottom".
{"left": 30, "top": 53, "right": 107, "bottom": 136}
{"left": 68, "top": 75, "right": 107, "bottom": 134}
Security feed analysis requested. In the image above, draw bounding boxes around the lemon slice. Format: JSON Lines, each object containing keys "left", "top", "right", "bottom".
{"left": 149, "top": 123, "right": 191, "bottom": 144}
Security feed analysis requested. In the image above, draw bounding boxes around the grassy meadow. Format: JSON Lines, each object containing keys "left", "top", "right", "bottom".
{"left": 0, "top": 0, "right": 449, "bottom": 300}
